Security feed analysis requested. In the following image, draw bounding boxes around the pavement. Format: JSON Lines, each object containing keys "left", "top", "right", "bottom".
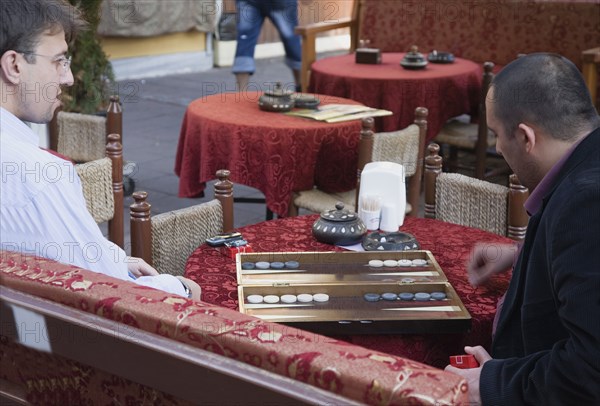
{"left": 116, "top": 55, "right": 310, "bottom": 242}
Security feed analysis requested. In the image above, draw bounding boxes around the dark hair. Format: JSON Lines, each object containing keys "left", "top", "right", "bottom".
{"left": 0, "top": 0, "right": 86, "bottom": 60}
{"left": 489, "top": 53, "right": 600, "bottom": 141}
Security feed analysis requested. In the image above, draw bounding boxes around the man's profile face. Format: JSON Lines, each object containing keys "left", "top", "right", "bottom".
{"left": 487, "top": 87, "right": 539, "bottom": 190}
{"left": 18, "top": 29, "right": 74, "bottom": 124}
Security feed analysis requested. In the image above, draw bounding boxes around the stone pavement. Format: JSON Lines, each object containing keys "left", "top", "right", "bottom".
{"left": 117, "top": 56, "right": 302, "bottom": 238}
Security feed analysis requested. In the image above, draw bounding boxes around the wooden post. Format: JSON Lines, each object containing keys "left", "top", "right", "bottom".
{"left": 130, "top": 191, "right": 153, "bottom": 264}
{"left": 424, "top": 143, "right": 442, "bottom": 219}
{"left": 507, "top": 174, "right": 529, "bottom": 241}
{"left": 214, "top": 169, "right": 234, "bottom": 233}
{"left": 406, "top": 107, "right": 428, "bottom": 216}
{"left": 475, "top": 61, "right": 494, "bottom": 179}
{"left": 106, "top": 95, "right": 123, "bottom": 144}
{"left": 582, "top": 48, "right": 600, "bottom": 110}
{"left": 355, "top": 117, "right": 374, "bottom": 210}
{"left": 106, "top": 133, "right": 124, "bottom": 248}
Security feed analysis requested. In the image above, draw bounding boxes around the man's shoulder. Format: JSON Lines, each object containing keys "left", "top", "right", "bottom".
{"left": 1, "top": 135, "right": 78, "bottom": 207}
{"left": 556, "top": 131, "right": 600, "bottom": 193}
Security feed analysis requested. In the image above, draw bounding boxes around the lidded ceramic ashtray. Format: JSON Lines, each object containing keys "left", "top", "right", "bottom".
{"left": 258, "top": 82, "right": 295, "bottom": 112}
{"left": 312, "top": 202, "right": 367, "bottom": 245}
{"left": 292, "top": 93, "right": 320, "bottom": 109}
{"left": 400, "top": 45, "right": 428, "bottom": 70}
{"left": 428, "top": 50, "right": 455, "bottom": 64}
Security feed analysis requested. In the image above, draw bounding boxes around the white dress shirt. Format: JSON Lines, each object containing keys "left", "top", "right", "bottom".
{"left": 1, "top": 107, "right": 186, "bottom": 296}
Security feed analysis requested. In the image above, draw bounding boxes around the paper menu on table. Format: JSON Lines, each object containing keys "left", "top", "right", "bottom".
{"left": 285, "top": 104, "right": 392, "bottom": 122}
{"left": 324, "top": 109, "right": 393, "bottom": 123}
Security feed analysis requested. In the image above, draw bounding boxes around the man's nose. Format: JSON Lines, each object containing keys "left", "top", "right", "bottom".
{"left": 60, "top": 66, "right": 74, "bottom": 87}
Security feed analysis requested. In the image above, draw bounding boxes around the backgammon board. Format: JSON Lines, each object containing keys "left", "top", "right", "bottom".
{"left": 236, "top": 251, "right": 471, "bottom": 335}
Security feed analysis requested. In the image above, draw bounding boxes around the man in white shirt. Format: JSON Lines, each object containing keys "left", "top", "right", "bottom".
{"left": 1, "top": 0, "right": 200, "bottom": 300}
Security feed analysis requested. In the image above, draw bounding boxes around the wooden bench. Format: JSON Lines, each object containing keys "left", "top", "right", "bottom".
{"left": 1, "top": 250, "right": 468, "bottom": 405}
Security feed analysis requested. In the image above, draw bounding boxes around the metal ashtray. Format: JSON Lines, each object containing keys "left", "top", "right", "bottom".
{"left": 362, "top": 231, "right": 420, "bottom": 251}
{"left": 428, "top": 50, "right": 455, "bottom": 64}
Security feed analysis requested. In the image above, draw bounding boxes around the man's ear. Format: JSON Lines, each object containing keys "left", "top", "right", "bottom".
{"left": 0, "top": 51, "right": 22, "bottom": 85}
{"left": 517, "top": 123, "right": 536, "bottom": 154}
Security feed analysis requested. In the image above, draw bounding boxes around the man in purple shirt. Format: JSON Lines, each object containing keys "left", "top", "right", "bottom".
{"left": 446, "top": 53, "right": 600, "bottom": 404}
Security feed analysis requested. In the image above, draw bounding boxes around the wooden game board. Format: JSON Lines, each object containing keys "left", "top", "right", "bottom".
{"left": 236, "top": 251, "right": 471, "bottom": 335}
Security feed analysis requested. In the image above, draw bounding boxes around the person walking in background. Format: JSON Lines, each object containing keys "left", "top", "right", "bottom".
{"left": 233, "top": 0, "right": 302, "bottom": 91}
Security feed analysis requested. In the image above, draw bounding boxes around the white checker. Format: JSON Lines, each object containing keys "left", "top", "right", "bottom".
{"left": 247, "top": 294, "right": 264, "bottom": 304}
{"left": 368, "top": 259, "right": 384, "bottom": 268}
{"left": 383, "top": 260, "right": 398, "bottom": 267}
{"left": 280, "top": 294, "right": 297, "bottom": 304}
{"left": 397, "top": 259, "right": 412, "bottom": 267}
{"left": 313, "top": 293, "right": 330, "bottom": 302}
{"left": 263, "top": 295, "right": 280, "bottom": 304}
{"left": 297, "top": 293, "right": 314, "bottom": 303}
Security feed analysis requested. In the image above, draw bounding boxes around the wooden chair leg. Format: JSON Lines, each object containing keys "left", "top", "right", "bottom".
{"left": 287, "top": 194, "right": 299, "bottom": 217}
{"left": 448, "top": 146, "right": 459, "bottom": 172}
{"left": 582, "top": 48, "right": 599, "bottom": 110}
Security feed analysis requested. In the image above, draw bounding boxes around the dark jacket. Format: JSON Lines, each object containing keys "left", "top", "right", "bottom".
{"left": 480, "top": 128, "right": 600, "bottom": 405}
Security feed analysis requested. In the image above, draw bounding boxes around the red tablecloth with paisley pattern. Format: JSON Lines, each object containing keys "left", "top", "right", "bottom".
{"left": 185, "top": 215, "right": 513, "bottom": 369}
{"left": 308, "top": 53, "right": 482, "bottom": 141}
{"left": 175, "top": 92, "right": 363, "bottom": 217}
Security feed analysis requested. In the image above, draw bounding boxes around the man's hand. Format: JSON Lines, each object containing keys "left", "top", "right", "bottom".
{"left": 127, "top": 256, "right": 159, "bottom": 278}
{"left": 176, "top": 276, "right": 202, "bottom": 301}
{"left": 445, "top": 346, "right": 493, "bottom": 405}
{"left": 467, "top": 243, "right": 518, "bottom": 286}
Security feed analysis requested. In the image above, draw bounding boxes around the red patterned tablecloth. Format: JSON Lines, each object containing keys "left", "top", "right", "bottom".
{"left": 309, "top": 53, "right": 482, "bottom": 141}
{"left": 175, "top": 92, "right": 362, "bottom": 217}
{"left": 185, "top": 215, "right": 513, "bottom": 368}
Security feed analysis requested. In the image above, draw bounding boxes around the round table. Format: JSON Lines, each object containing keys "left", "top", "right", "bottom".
{"left": 309, "top": 52, "right": 482, "bottom": 141}
{"left": 185, "top": 215, "right": 513, "bottom": 368}
{"left": 175, "top": 92, "right": 363, "bottom": 217}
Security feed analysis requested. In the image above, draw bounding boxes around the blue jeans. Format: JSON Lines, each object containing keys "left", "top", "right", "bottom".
{"left": 233, "top": 0, "right": 301, "bottom": 74}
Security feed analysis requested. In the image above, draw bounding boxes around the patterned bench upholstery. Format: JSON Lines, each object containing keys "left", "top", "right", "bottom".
{"left": 0, "top": 250, "right": 467, "bottom": 405}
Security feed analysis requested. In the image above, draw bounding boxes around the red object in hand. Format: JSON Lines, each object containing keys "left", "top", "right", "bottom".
{"left": 450, "top": 354, "right": 479, "bottom": 369}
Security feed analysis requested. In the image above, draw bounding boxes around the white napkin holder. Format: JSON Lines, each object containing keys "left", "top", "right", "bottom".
{"left": 358, "top": 161, "right": 406, "bottom": 229}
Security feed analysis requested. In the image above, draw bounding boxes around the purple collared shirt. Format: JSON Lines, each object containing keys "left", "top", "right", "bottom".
{"left": 524, "top": 136, "right": 587, "bottom": 216}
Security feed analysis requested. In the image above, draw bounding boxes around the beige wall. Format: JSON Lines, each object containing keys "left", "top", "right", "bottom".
{"left": 100, "top": 31, "right": 206, "bottom": 60}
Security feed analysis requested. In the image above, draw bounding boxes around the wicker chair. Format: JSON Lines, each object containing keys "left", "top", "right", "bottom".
{"left": 49, "top": 95, "right": 122, "bottom": 160}
{"left": 433, "top": 62, "right": 502, "bottom": 179}
{"left": 288, "top": 107, "right": 428, "bottom": 216}
{"left": 424, "top": 143, "right": 529, "bottom": 241}
{"left": 73, "top": 134, "right": 124, "bottom": 248}
{"left": 130, "top": 170, "right": 234, "bottom": 276}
